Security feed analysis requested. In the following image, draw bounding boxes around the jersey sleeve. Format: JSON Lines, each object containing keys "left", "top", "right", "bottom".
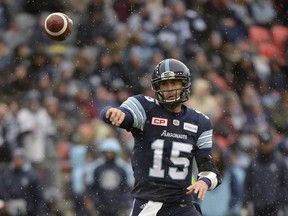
{"left": 120, "top": 95, "right": 150, "bottom": 131}
{"left": 99, "top": 106, "right": 134, "bottom": 130}
{"left": 100, "top": 95, "right": 150, "bottom": 131}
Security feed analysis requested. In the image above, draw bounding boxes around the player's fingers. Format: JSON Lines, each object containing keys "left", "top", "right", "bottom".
{"left": 108, "top": 110, "right": 120, "bottom": 122}
{"left": 110, "top": 110, "right": 125, "bottom": 126}
{"left": 186, "top": 185, "right": 193, "bottom": 191}
{"left": 114, "top": 112, "right": 124, "bottom": 126}
{"left": 193, "top": 188, "right": 198, "bottom": 194}
{"left": 186, "top": 185, "right": 196, "bottom": 195}
{"left": 106, "top": 108, "right": 118, "bottom": 118}
{"left": 110, "top": 113, "right": 120, "bottom": 125}
{"left": 117, "top": 112, "right": 125, "bottom": 126}
{"left": 198, "top": 188, "right": 207, "bottom": 200}
{"left": 105, "top": 109, "right": 112, "bottom": 118}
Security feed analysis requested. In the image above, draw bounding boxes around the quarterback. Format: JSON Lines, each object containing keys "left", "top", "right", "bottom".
{"left": 100, "top": 58, "right": 222, "bottom": 216}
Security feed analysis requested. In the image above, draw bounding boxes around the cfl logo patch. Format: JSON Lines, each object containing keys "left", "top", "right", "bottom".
{"left": 151, "top": 117, "right": 168, "bottom": 126}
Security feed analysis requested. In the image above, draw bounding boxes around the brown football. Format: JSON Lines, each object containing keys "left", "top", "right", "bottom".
{"left": 44, "top": 12, "right": 73, "bottom": 41}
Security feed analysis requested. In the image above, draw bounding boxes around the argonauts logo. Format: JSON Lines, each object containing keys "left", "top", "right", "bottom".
{"left": 161, "top": 130, "right": 187, "bottom": 139}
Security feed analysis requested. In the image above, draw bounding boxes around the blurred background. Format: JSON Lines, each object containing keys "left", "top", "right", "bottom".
{"left": 0, "top": 0, "right": 288, "bottom": 215}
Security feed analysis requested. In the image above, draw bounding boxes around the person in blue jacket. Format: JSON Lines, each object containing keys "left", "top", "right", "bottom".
{"left": 87, "top": 138, "right": 133, "bottom": 216}
{"left": 242, "top": 132, "right": 288, "bottom": 216}
{"left": 1, "top": 148, "right": 46, "bottom": 216}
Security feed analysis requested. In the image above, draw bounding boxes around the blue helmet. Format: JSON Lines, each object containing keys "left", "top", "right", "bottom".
{"left": 151, "top": 59, "right": 191, "bottom": 107}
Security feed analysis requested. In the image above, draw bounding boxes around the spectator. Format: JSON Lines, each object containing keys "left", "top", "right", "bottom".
{"left": 0, "top": 171, "right": 8, "bottom": 214}
{"left": 274, "top": 0, "right": 288, "bottom": 26}
{"left": 74, "top": 86, "right": 98, "bottom": 121}
{"left": 167, "top": 0, "right": 208, "bottom": 46}
{"left": 69, "top": 143, "right": 89, "bottom": 216}
{"left": 4, "top": 64, "right": 32, "bottom": 98}
{"left": 224, "top": 91, "right": 247, "bottom": 131}
{"left": 122, "top": 47, "right": 149, "bottom": 94}
{"left": 37, "top": 73, "right": 54, "bottom": 100}
{"left": 0, "top": 0, "right": 11, "bottom": 33}
{"left": 113, "top": 0, "right": 141, "bottom": 23}
{"left": 217, "top": 13, "right": 248, "bottom": 44}
{"left": 248, "top": 0, "right": 276, "bottom": 28}
{"left": 27, "top": 50, "right": 51, "bottom": 87}
{"left": 30, "top": 12, "right": 54, "bottom": 47}
{"left": 242, "top": 132, "right": 287, "bottom": 216}
{"left": 154, "top": 8, "right": 178, "bottom": 56}
{"left": 16, "top": 89, "right": 56, "bottom": 165}
{"left": 0, "top": 102, "right": 19, "bottom": 164}
{"left": 268, "top": 59, "right": 288, "bottom": 92}
{"left": 212, "top": 91, "right": 245, "bottom": 149}
{"left": 126, "top": 2, "right": 158, "bottom": 35}
{"left": 1, "top": 148, "right": 47, "bottom": 216}
{"left": 92, "top": 50, "right": 124, "bottom": 91}
{"left": 205, "top": 31, "right": 229, "bottom": 77}
{"left": 244, "top": 99, "right": 271, "bottom": 134}
{"left": 227, "top": 0, "right": 254, "bottom": 27}
{"left": 23, "top": 0, "right": 65, "bottom": 15}
{"left": 76, "top": 1, "right": 114, "bottom": 47}
{"left": 87, "top": 138, "right": 133, "bottom": 216}
{"left": 92, "top": 85, "right": 118, "bottom": 113}
{"left": 200, "top": 144, "right": 230, "bottom": 216}
{"left": 53, "top": 80, "right": 80, "bottom": 124}
{"left": 0, "top": 39, "right": 12, "bottom": 72}
{"left": 268, "top": 91, "right": 288, "bottom": 134}
{"left": 226, "top": 143, "right": 246, "bottom": 216}
{"left": 231, "top": 55, "right": 260, "bottom": 97}
{"left": 10, "top": 43, "right": 32, "bottom": 68}
{"left": 185, "top": 78, "right": 222, "bottom": 123}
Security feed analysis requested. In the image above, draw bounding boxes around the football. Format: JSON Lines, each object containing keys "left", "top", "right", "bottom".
{"left": 44, "top": 12, "right": 73, "bottom": 41}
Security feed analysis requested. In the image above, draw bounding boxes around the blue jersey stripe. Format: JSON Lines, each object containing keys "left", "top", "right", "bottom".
{"left": 197, "top": 141, "right": 212, "bottom": 149}
{"left": 165, "top": 59, "right": 170, "bottom": 71}
{"left": 121, "top": 97, "right": 146, "bottom": 130}
{"left": 197, "top": 129, "right": 213, "bottom": 149}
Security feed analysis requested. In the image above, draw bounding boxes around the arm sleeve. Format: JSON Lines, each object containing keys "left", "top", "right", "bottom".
{"left": 195, "top": 149, "right": 222, "bottom": 190}
{"left": 99, "top": 106, "right": 134, "bottom": 130}
{"left": 194, "top": 116, "right": 222, "bottom": 189}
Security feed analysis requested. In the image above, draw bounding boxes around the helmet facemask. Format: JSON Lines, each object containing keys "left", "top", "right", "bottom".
{"left": 152, "top": 77, "right": 191, "bottom": 109}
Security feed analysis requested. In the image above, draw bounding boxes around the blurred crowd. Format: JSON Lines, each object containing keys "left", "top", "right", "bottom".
{"left": 0, "top": 0, "right": 288, "bottom": 215}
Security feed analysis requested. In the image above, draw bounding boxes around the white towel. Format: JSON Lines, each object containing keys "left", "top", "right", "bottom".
{"left": 138, "top": 201, "right": 163, "bottom": 216}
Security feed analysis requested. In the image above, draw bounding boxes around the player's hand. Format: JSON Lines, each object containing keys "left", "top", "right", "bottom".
{"left": 105, "top": 107, "right": 126, "bottom": 126}
{"left": 186, "top": 180, "right": 208, "bottom": 200}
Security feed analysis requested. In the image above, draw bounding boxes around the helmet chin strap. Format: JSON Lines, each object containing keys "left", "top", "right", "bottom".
{"left": 159, "top": 99, "right": 182, "bottom": 109}
{"left": 156, "top": 89, "right": 184, "bottom": 109}
{"left": 163, "top": 96, "right": 181, "bottom": 103}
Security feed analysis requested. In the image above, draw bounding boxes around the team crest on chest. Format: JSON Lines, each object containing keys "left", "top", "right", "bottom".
{"left": 173, "top": 119, "right": 180, "bottom": 126}
{"left": 151, "top": 117, "right": 168, "bottom": 126}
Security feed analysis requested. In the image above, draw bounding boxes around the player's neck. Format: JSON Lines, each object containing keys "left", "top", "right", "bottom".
{"left": 164, "top": 105, "right": 182, "bottom": 113}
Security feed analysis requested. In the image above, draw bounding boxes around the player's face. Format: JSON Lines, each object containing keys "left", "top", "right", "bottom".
{"left": 158, "top": 80, "right": 183, "bottom": 101}
{"left": 13, "top": 157, "right": 25, "bottom": 170}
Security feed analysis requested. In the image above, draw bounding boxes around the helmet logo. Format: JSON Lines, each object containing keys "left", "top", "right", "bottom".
{"left": 161, "top": 71, "right": 175, "bottom": 79}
